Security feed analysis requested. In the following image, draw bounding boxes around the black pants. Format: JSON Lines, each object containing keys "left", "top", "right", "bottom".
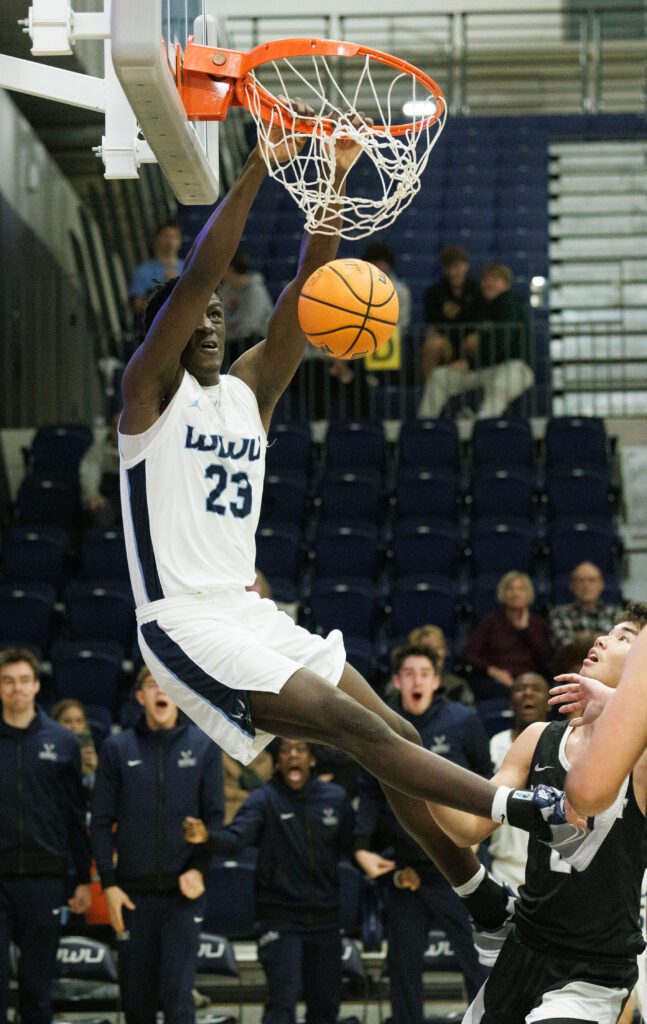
{"left": 0, "top": 875, "right": 66, "bottom": 1024}
{"left": 256, "top": 922, "right": 342, "bottom": 1024}
{"left": 386, "top": 876, "right": 489, "bottom": 1024}
{"left": 120, "top": 890, "right": 205, "bottom": 1024}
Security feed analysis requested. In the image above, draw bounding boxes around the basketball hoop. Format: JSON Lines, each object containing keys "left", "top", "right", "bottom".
{"left": 178, "top": 38, "right": 447, "bottom": 240}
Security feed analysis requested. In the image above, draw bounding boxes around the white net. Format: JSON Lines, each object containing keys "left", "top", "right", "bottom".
{"left": 243, "top": 51, "right": 447, "bottom": 240}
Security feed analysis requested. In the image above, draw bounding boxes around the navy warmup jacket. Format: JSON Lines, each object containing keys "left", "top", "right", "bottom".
{"left": 91, "top": 714, "right": 224, "bottom": 892}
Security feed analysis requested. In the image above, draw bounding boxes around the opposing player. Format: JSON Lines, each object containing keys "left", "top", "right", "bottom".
{"left": 427, "top": 605, "right": 647, "bottom": 1024}
{"left": 550, "top": 618, "right": 647, "bottom": 815}
{"left": 117, "top": 111, "right": 569, "bottom": 930}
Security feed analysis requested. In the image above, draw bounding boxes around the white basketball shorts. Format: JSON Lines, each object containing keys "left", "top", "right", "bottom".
{"left": 136, "top": 589, "right": 346, "bottom": 763}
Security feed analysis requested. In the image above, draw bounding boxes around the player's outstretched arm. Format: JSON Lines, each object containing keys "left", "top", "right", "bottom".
{"left": 121, "top": 147, "right": 270, "bottom": 432}
{"left": 231, "top": 117, "right": 370, "bottom": 430}
{"left": 427, "top": 723, "right": 545, "bottom": 846}
{"left": 566, "top": 625, "right": 647, "bottom": 815}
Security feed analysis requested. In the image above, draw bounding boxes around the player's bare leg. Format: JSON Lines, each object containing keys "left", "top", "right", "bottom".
{"left": 337, "top": 663, "right": 491, "bottom": 887}
{"left": 248, "top": 667, "right": 496, "bottom": 817}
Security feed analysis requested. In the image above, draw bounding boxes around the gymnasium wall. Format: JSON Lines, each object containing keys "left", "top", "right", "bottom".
{"left": 0, "top": 91, "right": 100, "bottom": 428}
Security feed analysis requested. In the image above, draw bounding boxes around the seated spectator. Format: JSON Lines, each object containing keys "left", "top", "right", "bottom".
{"left": 488, "top": 672, "right": 550, "bottom": 889}
{"left": 421, "top": 245, "right": 481, "bottom": 381}
{"left": 184, "top": 739, "right": 353, "bottom": 1024}
{"left": 549, "top": 561, "right": 622, "bottom": 647}
{"left": 51, "top": 698, "right": 99, "bottom": 796}
{"left": 79, "top": 409, "right": 121, "bottom": 529}
{"left": 418, "top": 262, "right": 533, "bottom": 419}
{"left": 220, "top": 249, "right": 274, "bottom": 359}
{"left": 354, "top": 643, "right": 490, "bottom": 1019}
{"left": 408, "top": 623, "right": 475, "bottom": 704}
{"left": 128, "top": 221, "right": 183, "bottom": 319}
{"left": 461, "top": 571, "right": 553, "bottom": 700}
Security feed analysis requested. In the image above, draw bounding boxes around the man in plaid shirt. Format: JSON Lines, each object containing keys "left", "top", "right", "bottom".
{"left": 549, "top": 561, "right": 621, "bottom": 647}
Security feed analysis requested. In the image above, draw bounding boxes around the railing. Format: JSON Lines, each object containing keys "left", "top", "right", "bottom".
{"left": 226, "top": 6, "right": 647, "bottom": 115}
{"left": 227, "top": 316, "right": 647, "bottom": 423}
{"left": 232, "top": 319, "right": 545, "bottom": 423}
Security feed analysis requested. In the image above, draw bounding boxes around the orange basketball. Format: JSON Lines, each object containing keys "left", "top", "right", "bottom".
{"left": 298, "top": 258, "right": 399, "bottom": 360}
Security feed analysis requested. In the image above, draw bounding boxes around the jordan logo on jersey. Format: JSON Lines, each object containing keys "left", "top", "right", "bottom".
{"left": 184, "top": 425, "right": 262, "bottom": 461}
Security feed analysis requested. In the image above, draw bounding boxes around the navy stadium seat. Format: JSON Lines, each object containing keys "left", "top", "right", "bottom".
{"left": 84, "top": 703, "right": 113, "bottom": 747}
{"left": 470, "top": 467, "right": 536, "bottom": 520}
{"left": 260, "top": 473, "right": 308, "bottom": 527}
{"left": 0, "top": 582, "right": 56, "bottom": 650}
{"left": 398, "top": 420, "right": 460, "bottom": 473}
{"left": 318, "top": 470, "right": 383, "bottom": 525}
{"left": 312, "top": 524, "right": 380, "bottom": 580}
{"left": 309, "top": 580, "right": 378, "bottom": 639}
{"left": 266, "top": 422, "right": 312, "bottom": 476}
{"left": 392, "top": 522, "right": 461, "bottom": 578}
{"left": 324, "top": 422, "right": 386, "bottom": 473}
{"left": 29, "top": 423, "right": 93, "bottom": 483}
{"left": 255, "top": 525, "right": 302, "bottom": 580}
{"left": 343, "top": 636, "right": 376, "bottom": 684}
{"left": 81, "top": 530, "right": 129, "bottom": 580}
{"left": 51, "top": 641, "right": 123, "bottom": 713}
{"left": 545, "top": 465, "right": 614, "bottom": 520}
{"left": 545, "top": 417, "right": 608, "bottom": 467}
{"left": 470, "top": 520, "right": 536, "bottom": 575}
{"left": 2, "top": 526, "right": 68, "bottom": 587}
{"left": 372, "top": 385, "right": 422, "bottom": 421}
{"left": 547, "top": 520, "right": 619, "bottom": 576}
{"left": 390, "top": 577, "right": 458, "bottom": 639}
{"left": 394, "top": 468, "right": 460, "bottom": 523}
{"left": 65, "top": 580, "right": 135, "bottom": 648}
{"left": 471, "top": 418, "right": 534, "bottom": 469}
{"left": 475, "top": 698, "right": 515, "bottom": 739}
{"left": 16, "top": 476, "right": 80, "bottom": 529}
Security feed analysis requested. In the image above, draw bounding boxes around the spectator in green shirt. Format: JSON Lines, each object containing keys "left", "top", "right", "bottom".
{"left": 418, "top": 263, "right": 533, "bottom": 419}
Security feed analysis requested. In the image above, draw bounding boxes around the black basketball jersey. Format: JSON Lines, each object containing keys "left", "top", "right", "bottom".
{"left": 514, "top": 721, "right": 646, "bottom": 963}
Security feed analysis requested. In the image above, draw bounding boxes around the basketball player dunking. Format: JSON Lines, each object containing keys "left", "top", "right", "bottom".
{"left": 118, "top": 113, "right": 575, "bottom": 930}
{"left": 429, "top": 604, "right": 647, "bottom": 1024}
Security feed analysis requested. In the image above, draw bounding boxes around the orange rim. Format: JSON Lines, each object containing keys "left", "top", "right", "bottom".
{"left": 180, "top": 37, "right": 446, "bottom": 134}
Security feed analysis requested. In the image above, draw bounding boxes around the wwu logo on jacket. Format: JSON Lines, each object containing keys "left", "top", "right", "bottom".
{"left": 178, "top": 749, "right": 197, "bottom": 768}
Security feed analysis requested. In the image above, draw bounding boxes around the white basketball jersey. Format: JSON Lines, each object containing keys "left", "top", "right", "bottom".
{"left": 119, "top": 371, "right": 266, "bottom": 608}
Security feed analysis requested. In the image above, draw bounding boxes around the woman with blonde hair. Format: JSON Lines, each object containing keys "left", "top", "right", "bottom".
{"left": 461, "top": 571, "right": 553, "bottom": 700}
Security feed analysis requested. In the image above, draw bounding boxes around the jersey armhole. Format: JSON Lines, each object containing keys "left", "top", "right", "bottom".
{"left": 119, "top": 369, "right": 188, "bottom": 465}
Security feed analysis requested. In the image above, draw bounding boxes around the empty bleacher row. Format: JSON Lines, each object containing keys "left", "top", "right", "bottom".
{"left": 1, "top": 414, "right": 622, "bottom": 718}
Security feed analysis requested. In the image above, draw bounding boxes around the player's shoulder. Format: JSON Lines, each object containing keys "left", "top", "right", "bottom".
{"left": 505, "top": 721, "right": 551, "bottom": 764}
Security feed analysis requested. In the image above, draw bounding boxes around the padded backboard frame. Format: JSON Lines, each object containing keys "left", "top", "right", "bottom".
{"left": 111, "top": 0, "right": 219, "bottom": 204}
